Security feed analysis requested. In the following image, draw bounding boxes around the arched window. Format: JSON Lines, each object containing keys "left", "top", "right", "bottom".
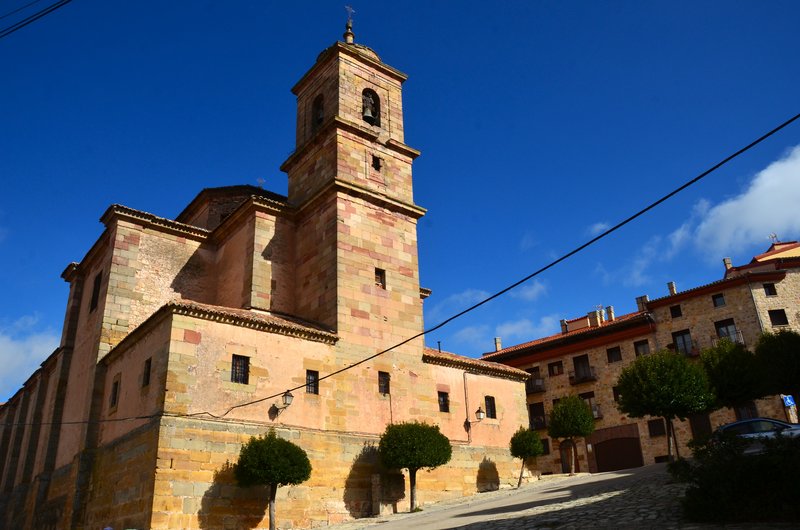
{"left": 311, "top": 94, "right": 324, "bottom": 130}
{"left": 361, "top": 88, "right": 380, "bottom": 127}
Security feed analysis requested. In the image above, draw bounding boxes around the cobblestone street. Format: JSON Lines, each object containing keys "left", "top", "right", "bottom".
{"left": 326, "top": 464, "right": 793, "bottom": 529}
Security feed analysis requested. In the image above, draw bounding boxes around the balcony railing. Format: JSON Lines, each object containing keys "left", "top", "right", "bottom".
{"left": 711, "top": 330, "right": 745, "bottom": 348}
{"left": 530, "top": 415, "right": 548, "bottom": 430}
{"left": 525, "top": 377, "right": 545, "bottom": 394}
{"left": 569, "top": 366, "right": 597, "bottom": 385}
{"left": 591, "top": 404, "right": 603, "bottom": 419}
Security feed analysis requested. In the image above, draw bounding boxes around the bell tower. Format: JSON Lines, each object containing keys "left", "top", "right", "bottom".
{"left": 281, "top": 22, "right": 426, "bottom": 355}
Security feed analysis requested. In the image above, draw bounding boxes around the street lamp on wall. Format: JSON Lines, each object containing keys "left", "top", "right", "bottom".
{"left": 475, "top": 406, "right": 486, "bottom": 422}
{"left": 271, "top": 390, "right": 294, "bottom": 418}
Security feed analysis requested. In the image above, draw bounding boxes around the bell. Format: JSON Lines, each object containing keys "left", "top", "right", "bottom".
{"left": 362, "top": 107, "right": 376, "bottom": 124}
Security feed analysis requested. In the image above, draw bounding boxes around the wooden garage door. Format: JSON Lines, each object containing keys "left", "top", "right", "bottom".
{"left": 594, "top": 437, "right": 644, "bottom": 472}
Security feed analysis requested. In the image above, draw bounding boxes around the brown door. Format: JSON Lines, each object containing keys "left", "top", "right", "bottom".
{"left": 594, "top": 437, "right": 644, "bottom": 472}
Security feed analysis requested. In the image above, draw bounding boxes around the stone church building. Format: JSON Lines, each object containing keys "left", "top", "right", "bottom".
{"left": 0, "top": 26, "right": 529, "bottom": 530}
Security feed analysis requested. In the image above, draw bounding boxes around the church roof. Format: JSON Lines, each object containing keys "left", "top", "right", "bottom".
{"left": 423, "top": 347, "right": 529, "bottom": 381}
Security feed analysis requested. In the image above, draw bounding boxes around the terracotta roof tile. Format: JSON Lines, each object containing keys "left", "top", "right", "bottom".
{"left": 423, "top": 347, "right": 529, "bottom": 380}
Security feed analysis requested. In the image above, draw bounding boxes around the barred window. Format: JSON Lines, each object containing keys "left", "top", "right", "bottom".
{"left": 231, "top": 355, "right": 249, "bottom": 385}
{"left": 306, "top": 370, "right": 319, "bottom": 394}
{"left": 438, "top": 391, "right": 450, "bottom": 413}
{"left": 378, "top": 371, "right": 390, "bottom": 395}
{"left": 485, "top": 396, "right": 497, "bottom": 419}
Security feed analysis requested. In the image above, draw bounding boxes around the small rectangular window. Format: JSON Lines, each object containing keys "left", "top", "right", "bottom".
{"left": 231, "top": 355, "right": 250, "bottom": 384}
{"left": 548, "top": 361, "right": 564, "bottom": 376}
{"left": 634, "top": 340, "right": 650, "bottom": 357}
{"left": 484, "top": 396, "right": 497, "bottom": 419}
{"left": 90, "top": 271, "right": 103, "bottom": 312}
{"left": 672, "top": 329, "right": 694, "bottom": 355}
{"left": 712, "top": 293, "right": 726, "bottom": 307}
{"left": 371, "top": 155, "right": 383, "bottom": 171}
{"left": 769, "top": 309, "right": 789, "bottom": 327}
{"left": 438, "top": 391, "right": 450, "bottom": 413}
{"left": 541, "top": 438, "right": 551, "bottom": 455}
{"left": 648, "top": 418, "right": 666, "bottom": 437}
{"left": 612, "top": 386, "right": 621, "bottom": 402}
{"left": 735, "top": 401, "right": 758, "bottom": 420}
{"left": 764, "top": 283, "right": 778, "bottom": 296}
{"left": 378, "top": 371, "right": 390, "bottom": 395}
{"left": 715, "top": 318, "right": 737, "bottom": 341}
{"left": 142, "top": 357, "right": 152, "bottom": 387}
{"left": 109, "top": 374, "right": 120, "bottom": 409}
{"left": 606, "top": 346, "right": 622, "bottom": 363}
{"left": 375, "top": 268, "right": 386, "bottom": 289}
{"left": 528, "top": 402, "right": 546, "bottom": 430}
{"left": 306, "top": 370, "right": 319, "bottom": 394}
{"left": 670, "top": 305, "right": 682, "bottom": 318}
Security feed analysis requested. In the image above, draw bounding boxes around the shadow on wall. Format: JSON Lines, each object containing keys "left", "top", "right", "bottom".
{"left": 171, "top": 247, "right": 214, "bottom": 304}
{"left": 198, "top": 462, "right": 268, "bottom": 530}
{"left": 476, "top": 457, "right": 500, "bottom": 492}
{"left": 343, "top": 443, "right": 405, "bottom": 518}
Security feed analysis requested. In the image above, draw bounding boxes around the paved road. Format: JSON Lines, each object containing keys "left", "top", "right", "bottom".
{"left": 326, "top": 464, "right": 791, "bottom": 529}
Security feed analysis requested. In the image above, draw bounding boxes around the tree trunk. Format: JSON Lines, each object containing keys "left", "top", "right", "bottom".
{"left": 569, "top": 439, "right": 576, "bottom": 476}
{"left": 409, "top": 468, "right": 417, "bottom": 511}
{"left": 665, "top": 417, "right": 675, "bottom": 462}
{"left": 517, "top": 458, "right": 525, "bottom": 488}
{"left": 268, "top": 483, "right": 277, "bottom": 530}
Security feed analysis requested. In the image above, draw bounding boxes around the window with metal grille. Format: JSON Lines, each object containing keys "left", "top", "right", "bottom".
{"left": 438, "top": 391, "right": 450, "bottom": 413}
{"left": 231, "top": 355, "right": 249, "bottom": 385}
{"left": 306, "top": 370, "right": 319, "bottom": 394}
{"left": 485, "top": 396, "right": 497, "bottom": 419}
{"left": 378, "top": 371, "right": 390, "bottom": 395}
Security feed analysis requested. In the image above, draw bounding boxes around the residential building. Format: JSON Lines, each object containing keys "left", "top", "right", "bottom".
{"left": 0, "top": 25, "right": 529, "bottom": 530}
{"left": 484, "top": 242, "right": 800, "bottom": 474}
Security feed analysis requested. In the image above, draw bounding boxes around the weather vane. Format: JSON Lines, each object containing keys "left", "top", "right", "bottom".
{"left": 345, "top": 5, "right": 355, "bottom": 23}
{"left": 769, "top": 233, "right": 780, "bottom": 243}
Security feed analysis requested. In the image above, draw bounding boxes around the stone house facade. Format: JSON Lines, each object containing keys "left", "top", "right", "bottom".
{"left": 0, "top": 28, "right": 529, "bottom": 530}
{"left": 483, "top": 242, "right": 800, "bottom": 474}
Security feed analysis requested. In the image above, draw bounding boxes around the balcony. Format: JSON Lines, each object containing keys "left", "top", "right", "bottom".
{"left": 530, "top": 415, "right": 548, "bottom": 430}
{"left": 569, "top": 366, "right": 597, "bottom": 385}
{"left": 711, "top": 330, "right": 745, "bottom": 348}
{"left": 525, "top": 377, "right": 545, "bottom": 394}
{"left": 591, "top": 404, "right": 603, "bottom": 419}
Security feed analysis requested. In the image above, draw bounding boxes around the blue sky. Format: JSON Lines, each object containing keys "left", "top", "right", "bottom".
{"left": 2, "top": 1, "right": 800, "bottom": 401}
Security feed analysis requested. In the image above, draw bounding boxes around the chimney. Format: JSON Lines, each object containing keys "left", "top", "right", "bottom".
{"left": 667, "top": 281, "right": 677, "bottom": 296}
{"left": 560, "top": 319, "right": 568, "bottom": 334}
{"left": 606, "top": 305, "right": 615, "bottom": 322}
{"left": 588, "top": 310, "right": 602, "bottom": 327}
{"left": 494, "top": 337, "right": 502, "bottom": 352}
{"left": 635, "top": 295, "right": 649, "bottom": 312}
{"left": 723, "top": 257, "right": 732, "bottom": 270}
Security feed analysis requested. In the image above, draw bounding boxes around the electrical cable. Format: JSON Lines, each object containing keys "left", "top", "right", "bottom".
{"left": 0, "top": 0, "right": 44, "bottom": 21}
{"left": 3, "top": 110, "right": 800, "bottom": 428}
{"left": 0, "top": 0, "right": 72, "bottom": 40}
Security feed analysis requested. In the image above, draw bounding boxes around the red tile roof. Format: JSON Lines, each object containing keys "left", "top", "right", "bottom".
{"left": 422, "top": 347, "right": 529, "bottom": 380}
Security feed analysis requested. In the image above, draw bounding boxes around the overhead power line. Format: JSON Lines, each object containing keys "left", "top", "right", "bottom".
{"left": 0, "top": 0, "right": 44, "bottom": 21}
{"left": 4, "top": 110, "right": 800, "bottom": 428}
{"left": 0, "top": 0, "right": 72, "bottom": 40}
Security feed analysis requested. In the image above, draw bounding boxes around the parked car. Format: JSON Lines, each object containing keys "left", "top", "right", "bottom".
{"left": 713, "top": 417, "right": 800, "bottom": 454}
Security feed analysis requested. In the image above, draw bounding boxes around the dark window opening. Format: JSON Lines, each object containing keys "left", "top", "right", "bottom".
{"left": 648, "top": 418, "right": 666, "bottom": 437}
{"left": 735, "top": 401, "right": 758, "bottom": 420}
{"left": 541, "top": 438, "right": 551, "bottom": 455}
{"left": 715, "top": 318, "right": 738, "bottom": 341}
{"left": 670, "top": 305, "right": 682, "bottom": 318}
{"left": 764, "top": 283, "right": 778, "bottom": 296}
{"left": 672, "top": 329, "right": 694, "bottom": 356}
{"left": 769, "top": 309, "right": 789, "bottom": 327}
{"left": 438, "top": 391, "right": 450, "bottom": 413}
{"left": 485, "top": 396, "right": 497, "bottom": 419}
{"left": 375, "top": 268, "right": 386, "bottom": 289}
{"left": 90, "top": 271, "right": 103, "bottom": 312}
{"left": 109, "top": 378, "right": 120, "bottom": 408}
{"left": 361, "top": 88, "right": 381, "bottom": 126}
{"left": 689, "top": 413, "right": 713, "bottom": 441}
{"left": 529, "top": 402, "right": 546, "bottom": 430}
{"left": 231, "top": 355, "right": 250, "bottom": 385}
{"left": 606, "top": 346, "right": 622, "bottom": 363}
{"left": 371, "top": 155, "right": 383, "bottom": 171}
{"left": 612, "top": 386, "right": 621, "bottom": 402}
{"left": 712, "top": 293, "right": 726, "bottom": 307}
{"left": 311, "top": 94, "right": 324, "bottom": 129}
{"left": 142, "top": 358, "right": 152, "bottom": 387}
{"left": 548, "top": 361, "right": 564, "bottom": 376}
{"left": 634, "top": 340, "right": 650, "bottom": 357}
{"left": 306, "top": 370, "right": 319, "bottom": 394}
{"left": 378, "top": 371, "right": 390, "bottom": 395}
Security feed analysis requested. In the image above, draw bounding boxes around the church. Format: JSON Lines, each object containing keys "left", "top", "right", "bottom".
{"left": 0, "top": 23, "right": 530, "bottom": 530}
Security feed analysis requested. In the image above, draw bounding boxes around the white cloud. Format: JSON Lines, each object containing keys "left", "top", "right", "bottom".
{"left": 426, "top": 288, "right": 490, "bottom": 323}
{"left": 451, "top": 325, "right": 490, "bottom": 346}
{"left": 0, "top": 316, "right": 59, "bottom": 402}
{"left": 511, "top": 279, "right": 547, "bottom": 301}
{"left": 519, "top": 232, "right": 538, "bottom": 251}
{"left": 625, "top": 236, "right": 660, "bottom": 287}
{"left": 587, "top": 222, "right": 610, "bottom": 236}
{"left": 694, "top": 145, "right": 800, "bottom": 257}
{"left": 496, "top": 315, "right": 560, "bottom": 341}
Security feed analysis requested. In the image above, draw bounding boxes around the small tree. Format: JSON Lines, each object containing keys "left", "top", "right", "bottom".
{"left": 378, "top": 421, "right": 452, "bottom": 511}
{"left": 509, "top": 426, "right": 543, "bottom": 488}
{"left": 755, "top": 330, "right": 800, "bottom": 404}
{"left": 234, "top": 429, "right": 312, "bottom": 530}
{"left": 547, "top": 396, "right": 594, "bottom": 475}
{"left": 701, "top": 338, "right": 765, "bottom": 410}
{"left": 617, "top": 350, "right": 713, "bottom": 461}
